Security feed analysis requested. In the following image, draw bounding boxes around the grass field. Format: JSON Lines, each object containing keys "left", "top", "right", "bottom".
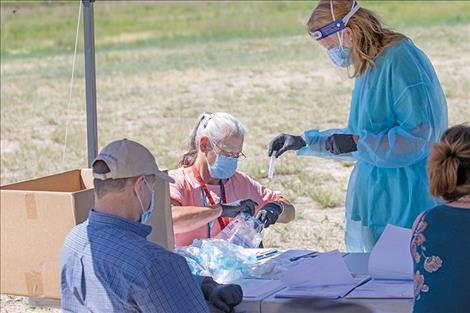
{"left": 1, "top": 1, "right": 470, "bottom": 311}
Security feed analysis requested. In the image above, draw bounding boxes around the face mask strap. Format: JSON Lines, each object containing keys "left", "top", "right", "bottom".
{"left": 143, "top": 177, "right": 152, "bottom": 191}
{"left": 137, "top": 177, "right": 152, "bottom": 212}
{"left": 136, "top": 186, "right": 145, "bottom": 215}
{"left": 339, "top": 30, "right": 345, "bottom": 51}
{"left": 330, "top": 0, "right": 342, "bottom": 48}
{"left": 342, "top": 1, "right": 360, "bottom": 25}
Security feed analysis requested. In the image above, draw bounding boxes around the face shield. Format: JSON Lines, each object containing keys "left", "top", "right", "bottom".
{"left": 309, "top": 0, "right": 360, "bottom": 76}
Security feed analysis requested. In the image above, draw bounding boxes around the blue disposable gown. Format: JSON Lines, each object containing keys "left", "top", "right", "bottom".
{"left": 297, "top": 39, "right": 448, "bottom": 252}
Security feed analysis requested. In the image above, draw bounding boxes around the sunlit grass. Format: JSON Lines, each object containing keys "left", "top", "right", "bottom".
{"left": 1, "top": 1, "right": 469, "bottom": 57}
{"left": 1, "top": 1, "right": 470, "bottom": 251}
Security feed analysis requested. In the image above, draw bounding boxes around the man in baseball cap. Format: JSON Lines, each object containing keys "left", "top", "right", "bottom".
{"left": 60, "top": 139, "right": 242, "bottom": 313}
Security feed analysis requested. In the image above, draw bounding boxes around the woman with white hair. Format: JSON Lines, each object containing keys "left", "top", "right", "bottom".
{"left": 170, "top": 112, "right": 295, "bottom": 247}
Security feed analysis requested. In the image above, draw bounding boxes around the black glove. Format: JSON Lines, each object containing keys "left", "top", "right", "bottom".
{"left": 201, "top": 277, "right": 243, "bottom": 313}
{"left": 256, "top": 202, "right": 283, "bottom": 228}
{"left": 220, "top": 199, "right": 257, "bottom": 218}
{"left": 268, "top": 133, "right": 306, "bottom": 158}
{"left": 325, "top": 134, "right": 357, "bottom": 155}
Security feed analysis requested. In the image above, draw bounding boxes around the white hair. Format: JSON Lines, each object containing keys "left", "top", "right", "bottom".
{"left": 179, "top": 112, "right": 246, "bottom": 166}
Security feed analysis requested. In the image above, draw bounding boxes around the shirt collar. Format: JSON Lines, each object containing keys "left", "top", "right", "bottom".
{"left": 88, "top": 210, "right": 152, "bottom": 238}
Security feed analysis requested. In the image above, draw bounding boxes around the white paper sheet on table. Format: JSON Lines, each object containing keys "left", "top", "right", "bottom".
{"left": 276, "top": 276, "right": 370, "bottom": 299}
{"left": 347, "top": 224, "right": 414, "bottom": 299}
{"left": 346, "top": 279, "right": 414, "bottom": 299}
{"left": 368, "top": 224, "right": 413, "bottom": 280}
{"left": 279, "top": 250, "right": 356, "bottom": 287}
{"left": 276, "top": 250, "right": 370, "bottom": 299}
{"left": 274, "top": 249, "right": 315, "bottom": 262}
{"left": 237, "top": 279, "right": 285, "bottom": 299}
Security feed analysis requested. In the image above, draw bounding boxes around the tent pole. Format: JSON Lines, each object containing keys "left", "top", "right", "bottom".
{"left": 82, "top": 0, "right": 98, "bottom": 167}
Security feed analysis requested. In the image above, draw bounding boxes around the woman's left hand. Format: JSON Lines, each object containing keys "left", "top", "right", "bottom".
{"left": 256, "top": 202, "right": 283, "bottom": 228}
{"left": 325, "top": 134, "right": 358, "bottom": 154}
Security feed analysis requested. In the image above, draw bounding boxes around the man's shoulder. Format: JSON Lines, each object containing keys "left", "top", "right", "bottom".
{"left": 129, "top": 242, "right": 189, "bottom": 280}
{"left": 141, "top": 241, "right": 184, "bottom": 263}
{"left": 119, "top": 238, "right": 184, "bottom": 266}
{"left": 63, "top": 221, "right": 89, "bottom": 247}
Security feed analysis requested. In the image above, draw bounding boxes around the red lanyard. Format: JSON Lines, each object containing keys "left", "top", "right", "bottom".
{"left": 191, "top": 165, "right": 229, "bottom": 231}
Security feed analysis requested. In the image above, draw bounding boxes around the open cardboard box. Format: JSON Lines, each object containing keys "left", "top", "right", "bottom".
{"left": 1, "top": 169, "right": 94, "bottom": 299}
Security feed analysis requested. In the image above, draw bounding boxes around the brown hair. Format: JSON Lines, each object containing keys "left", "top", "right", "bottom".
{"left": 178, "top": 113, "right": 211, "bottom": 167}
{"left": 306, "top": 0, "right": 406, "bottom": 77}
{"left": 427, "top": 124, "right": 470, "bottom": 202}
{"left": 92, "top": 161, "right": 133, "bottom": 199}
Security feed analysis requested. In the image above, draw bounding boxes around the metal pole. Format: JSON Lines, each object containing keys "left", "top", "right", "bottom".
{"left": 82, "top": 0, "right": 98, "bottom": 167}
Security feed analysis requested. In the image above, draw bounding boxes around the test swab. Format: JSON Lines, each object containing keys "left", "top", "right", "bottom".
{"left": 268, "top": 152, "right": 277, "bottom": 179}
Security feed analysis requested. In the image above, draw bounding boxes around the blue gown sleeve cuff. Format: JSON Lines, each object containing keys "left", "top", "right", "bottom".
{"left": 296, "top": 129, "right": 319, "bottom": 156}
{"left": 351, "top": 129, "right": 369, "bottom": 159}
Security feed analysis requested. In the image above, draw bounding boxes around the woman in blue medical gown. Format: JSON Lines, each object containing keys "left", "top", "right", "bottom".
{"left": 269, "top": 0, "right": 448, "bottom": 252}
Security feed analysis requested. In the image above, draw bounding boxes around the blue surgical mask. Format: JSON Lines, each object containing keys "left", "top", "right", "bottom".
{"left": 137, "top": 178, "right": 155, "bottom": 224}
{"left": 208, "top": 153, "right": 238, "bottom": 179}
{"left": 327, "top": 47, "right": 352, "bottom": 68}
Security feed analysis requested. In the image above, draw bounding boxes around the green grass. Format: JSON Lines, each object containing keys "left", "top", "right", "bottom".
{"left": 1, "top": 1, "right": 470, "bottom": 58}
{"left": 1, "top": 1, "right": 470, "bottom": 255}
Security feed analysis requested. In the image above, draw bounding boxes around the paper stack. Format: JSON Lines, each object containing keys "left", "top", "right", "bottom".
{"left": 237, "top": 279, "right": 285, "bottom": 300}
{"left": 275, "top": 250, "right": 369, "bottom": 299}
{"left": 346, "top": 224, "right": 414, "bottom": 299}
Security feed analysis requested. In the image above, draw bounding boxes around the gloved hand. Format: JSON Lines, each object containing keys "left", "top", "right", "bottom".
{"left": 268, "top": 133, "right": 306, "bottom": 158}
{"left": 201, "top": 277, "right": 243, "bottom": 313}
{"left": 220, "top": 199, "right": 257, "bottom": 218}
{"left": 256, "top": 202, "right": 283, "bottom": 228}
{"left": 325, "top": 134, "right": 358, "bottom": 155}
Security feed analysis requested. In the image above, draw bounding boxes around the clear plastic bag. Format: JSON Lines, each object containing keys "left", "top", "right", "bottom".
{"left": 174, "top": 214, "right": 276, "bottom": 283}
{"left": 215, "top": 213, "right": 264, "bottom": 248}
{"left": 175, "top": 239, "right": 257, "bottom": 283}
{"left": 175, "top": 239, "right": 288, "bottom": 283}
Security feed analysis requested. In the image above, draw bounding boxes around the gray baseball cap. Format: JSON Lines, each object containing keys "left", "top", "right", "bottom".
{"left": 92, "top": 139, "right": 174, "bottom": 183}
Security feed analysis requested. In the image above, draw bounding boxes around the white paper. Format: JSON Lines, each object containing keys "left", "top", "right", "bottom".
{"left": 279, "top": 250, "right": 355, "bottom": 288}
{"left": 368, "top": 224, "right": 414, "bottom": 280}
{"left": 276, "top": 276, "right": 369, "bottom": 300}
{"left": 344, "top": 224, "right": 415, "bottom": 299}
{"left": 346, "top": 279, "right": 414, "bottom": 299}
{"left": 273, "top": 249, "right": 315, "bottom": 262}
{"left": 236, "top": 279, "right": 285, "bottom": 299}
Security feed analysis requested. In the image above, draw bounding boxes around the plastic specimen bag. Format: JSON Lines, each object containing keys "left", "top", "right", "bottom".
{"left": 175, "top": 239, "right": 257, "bottom": 283}
{"left": 174, "top": 215, "right": 287, "bottom": 283}
{"left": 175, "top": 239, "right": 288, "bottom": 283}
{"left": 215, "top": 213, "right": 264, "bottom": 248}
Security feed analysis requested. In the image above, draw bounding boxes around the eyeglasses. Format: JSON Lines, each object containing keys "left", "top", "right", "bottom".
{"left": 213, "top": 143, "right": 246, "bottom": 160}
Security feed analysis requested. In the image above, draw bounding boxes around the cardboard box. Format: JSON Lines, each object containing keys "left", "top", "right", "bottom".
{"left": 1, "top": 169, "right": 94, "bottom": 299}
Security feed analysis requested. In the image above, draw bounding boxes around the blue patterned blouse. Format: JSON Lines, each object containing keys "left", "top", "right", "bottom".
{"left": 411, "top": 204, "right": 470, "bottom": 313}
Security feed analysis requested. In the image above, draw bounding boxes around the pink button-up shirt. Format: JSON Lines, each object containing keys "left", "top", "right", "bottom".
{"left": 169, "top": 166, "right": 282, "bottom": 247}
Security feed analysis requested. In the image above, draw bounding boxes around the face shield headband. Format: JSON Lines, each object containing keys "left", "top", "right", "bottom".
{"left": 309, "top": 0, "right": 360, "bottom": 41}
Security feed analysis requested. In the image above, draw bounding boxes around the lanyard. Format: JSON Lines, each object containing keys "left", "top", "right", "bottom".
{"left": 191, "top": 165, "right": 229, "bottom": 238}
